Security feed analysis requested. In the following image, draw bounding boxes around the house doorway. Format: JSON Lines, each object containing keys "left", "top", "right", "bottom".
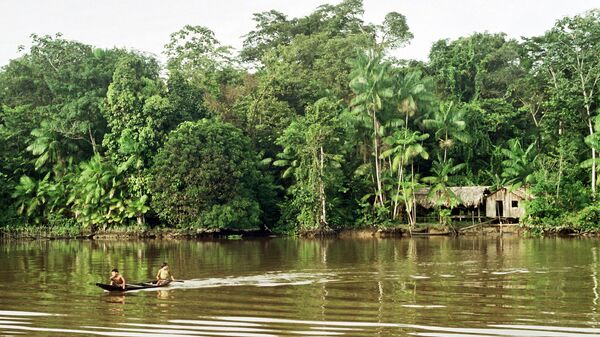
{"left": 496, "top": 200, "right": 503, "bottom": 217}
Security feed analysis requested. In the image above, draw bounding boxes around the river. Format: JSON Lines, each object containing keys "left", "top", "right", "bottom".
{"left": 1, "top": 236, "right": 600, "bottom": 336}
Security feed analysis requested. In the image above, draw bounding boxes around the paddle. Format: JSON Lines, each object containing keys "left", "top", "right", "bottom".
{"left": 145, "top": 280, "right": 184, "bottom": 284}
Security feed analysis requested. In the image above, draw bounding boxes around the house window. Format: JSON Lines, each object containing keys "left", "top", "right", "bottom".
{"left": 512, "top": 200, "right": 519, "bottom": 208}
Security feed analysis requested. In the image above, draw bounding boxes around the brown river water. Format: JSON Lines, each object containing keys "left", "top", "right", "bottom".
{"left": 1, "top": 236, "right": 600, "bottom": 336}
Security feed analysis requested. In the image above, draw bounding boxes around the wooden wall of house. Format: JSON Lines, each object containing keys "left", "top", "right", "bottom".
{"left": 485, "top": 189, "right": 526, "bottom": 218}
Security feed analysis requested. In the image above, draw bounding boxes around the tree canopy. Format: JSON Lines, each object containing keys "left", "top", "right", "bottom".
{"left": 1, "top": 4, "right": 599, "bottom": 235}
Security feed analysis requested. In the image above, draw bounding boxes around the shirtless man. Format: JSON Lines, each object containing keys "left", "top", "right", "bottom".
{"left": 110, "top": 268, "right": 126, "bottom": 290}
{"left": 156, "top": 262, "right": 175, "bottom": 285}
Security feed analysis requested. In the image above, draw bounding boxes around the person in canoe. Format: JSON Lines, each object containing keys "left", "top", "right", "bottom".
{"left": 110, "top": 268, "right": 126, "bottom": 290}
{"left": 156, "top": 262, "right": 175, "bottom": 285}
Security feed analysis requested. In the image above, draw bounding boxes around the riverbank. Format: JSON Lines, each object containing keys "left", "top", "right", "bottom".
{"left": 0, "top": 225, "right": 273, "bottom": 240}
{"left": 1, "top": 223, "right": 578, "bottom": 240}
{"left": 299, "top": 223, "right": 529, "bottom": 238}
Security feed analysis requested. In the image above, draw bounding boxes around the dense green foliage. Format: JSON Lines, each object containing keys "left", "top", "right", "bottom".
{"left": 1, "top": 2, "right": 599, "bottom": 234}
{"left": 151, "top": 120, "right": 269, "bottom": 230}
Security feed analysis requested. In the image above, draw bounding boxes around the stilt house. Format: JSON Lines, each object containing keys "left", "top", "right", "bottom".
{"left": 415, "top": 186, "right": 490, "bottom": 222}
{"left": 485, "top": 187, "right": 532, "bottom": 219}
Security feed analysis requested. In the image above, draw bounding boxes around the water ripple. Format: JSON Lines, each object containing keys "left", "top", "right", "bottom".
{"left": 3, "top": 311, "right": 600, "bottom": 337}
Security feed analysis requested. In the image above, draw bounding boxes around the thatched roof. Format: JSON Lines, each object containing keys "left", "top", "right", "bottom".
{"left": 415, "top": 186, "right": 490, "bottom": 209}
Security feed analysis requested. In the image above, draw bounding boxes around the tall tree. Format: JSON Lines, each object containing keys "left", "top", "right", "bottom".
{"left": 103, "top": 54, "right": 168, "bottom": 224}
{"left": 164, "top": 24, "right": 241, "bottom": 110}
{"left": 151, "top": 120, "right": 271, "bottom": 230}
{"left": 275, "top": 98, "right": 347, "bottom": 231}
{"left": 528, "top": 10, "right": 600, "bottom": 193}
{"left": 241, "top": 0, "right": 367, "bottom": 63}
{"left": 381, "top": 70, "right": 434, "bottom": 223}
{"left": 382, "top": 130, "right": 429, "bottom": 225}
{"left": 348, "top": 50, "right": 394, "bottom": 208}
{"left": 423, "top": 101, "right": 470, "bottom": 163}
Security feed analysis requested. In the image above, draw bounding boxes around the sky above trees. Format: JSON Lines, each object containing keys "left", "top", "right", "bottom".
{"left": 1, "top": 0, "right": 597, "bottom": 66}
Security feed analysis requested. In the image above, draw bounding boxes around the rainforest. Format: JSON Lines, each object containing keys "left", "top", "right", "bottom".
{"left": 1, "top": 1, "right": 599, "bottom": 236}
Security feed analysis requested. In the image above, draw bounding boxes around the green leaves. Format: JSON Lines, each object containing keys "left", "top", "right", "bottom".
{"left": 349, "top": 76, "right": 368, "bottom": 92}
{"left": 349, "top": 50, "right": 394, "bottom": 115}
{"left": 275, "top": 97, "right": 348, "bottom": 230}
{"left": 164, "top": 25, "right": 236, "bottom": 99}
{"left": 378, "top": 12, "right": 413, "bottom": 49}
{"left": 423, "top": 101, "right": 471, "bottom": 161}
{"left": 1, "top": 5, "right": 599, "bottom": 234}
{"left": 241, "top": 0, "right": 369, "bottom": 63}
{"left": 12, "top": 173, "right": 65, "bottom": 223}
{"left": 498, "top": 138, "right": 537, "bottom": 188}
{"left": 272, "top": 159, "right": 291, "bottom": 167}
{"left": 151, "top": 119, "right": 269, "bottom": 230}
{"left": 382, "top": 130, "right": 429, "bottom": 172}
{"left": 422, "top": 157, "right": 465, "bottom": 212}
{"left": 66, "top": 155, "right": 149, "bottom": 228}
{"left": 26, "top": 120, "right": 79, "bottom": 172}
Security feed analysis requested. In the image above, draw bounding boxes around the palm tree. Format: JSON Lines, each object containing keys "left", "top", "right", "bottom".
{"left": 381, "top": 130, "right": 429, "bottom": 223}
{"left": 68, "top": 155, "right": 129, "bottom": 228}
{"left": 26, "top": 120, "right": 77, "bottom": 172}
{"left": 422, "top": 101, "right": 470, "bottom": 163}
{"left": 484, "top": 170, "right": 509, "bottom": 192}
{"left": 393, "top": 70, "right": 434, "bottom": 124}
{"left": 12, "top": 175, "right": 43, "bottom": 222}
{"left": 582, "top": 115, "right": 600, "bottom": 194}
{"left": 12, "top": 173, "right": 65, "bottom": 224}
{"left": 348, "top": 49, "right": 394, "bottom": 207}
{"left": 422, "top": 157, "right": 465, "bottom": 224}
{"left": 500, "top": 138, "right": 537, "bottom": 189}
{"left": 384, "top": 70, "right": 434, "bottom": 224}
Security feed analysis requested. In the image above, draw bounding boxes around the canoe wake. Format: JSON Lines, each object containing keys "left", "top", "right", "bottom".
{"left": 174, "top": 271, "right": 336, "bottom": 290}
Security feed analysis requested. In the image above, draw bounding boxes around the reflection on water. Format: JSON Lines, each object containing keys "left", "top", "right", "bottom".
{"left": 2, "top": 237, "right": 600, "bottom": 336}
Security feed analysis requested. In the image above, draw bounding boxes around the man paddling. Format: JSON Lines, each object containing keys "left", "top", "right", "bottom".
{"left": 110, "top": 268, "right": 126, "bottom": 290}
{"left": 156, "top": 262, "right": 175, "bottom": 285}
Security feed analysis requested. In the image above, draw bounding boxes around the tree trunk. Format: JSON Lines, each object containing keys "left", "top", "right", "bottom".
{"left": 443, "top": 130, "right": 448, "bottom": 163}
{"left": 556, "top": 121, "right": 563, "bottom": 198}
{"left": 393, "top": 116, "right": 410, "bottom": 220}
{"left": 372, "top": 112, "right": 385, "bottom": 207}
{"left": 588, "top": 115, "right": 596, "bottom": 194}
{"left": 402, "top": 163, "right": 417, "bottom": 233}
{"left": 412, "top": 163, "right": 417, "bottom": 228}
{"left": 393, "top": 164, "right": 404, "bottom": 220}
{"left": 576, "top": 53, "right": 600, "bottom": 194}
{"left": 319, "top": 146, "right": 328, "bottom": 227}
{"left": 89, "top": 126, "right": 98, "bottom": 155}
